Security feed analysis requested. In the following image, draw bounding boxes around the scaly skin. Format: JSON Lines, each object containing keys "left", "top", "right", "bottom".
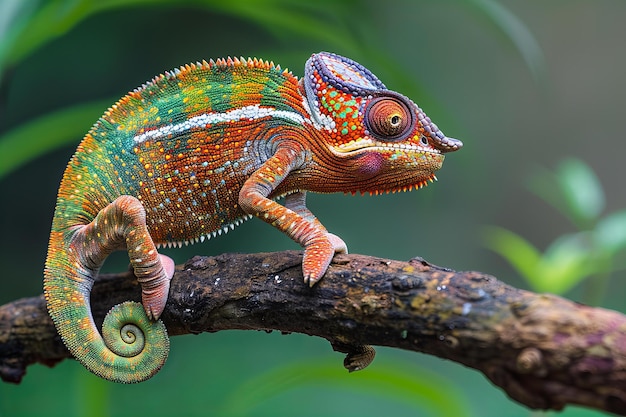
{"left": 44, "top": 52, "right": 462, "bottom": 383}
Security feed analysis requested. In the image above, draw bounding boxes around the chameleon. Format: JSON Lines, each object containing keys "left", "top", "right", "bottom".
{"left": 43, "top": 52, "right": 462, "bottom": 383}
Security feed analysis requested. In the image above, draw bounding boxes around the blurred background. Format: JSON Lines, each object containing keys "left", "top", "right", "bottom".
{"left": 1, "top": 0, "right": 625, "bottom": 416}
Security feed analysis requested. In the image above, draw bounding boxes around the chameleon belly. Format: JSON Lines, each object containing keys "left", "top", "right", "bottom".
{"left": 44, "top": 53, "right": 461, "bottom": 383}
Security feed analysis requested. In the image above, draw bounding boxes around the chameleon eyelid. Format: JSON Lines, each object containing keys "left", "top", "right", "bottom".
{"left": 364, "top": 95, "right": 414, "bottom": 141}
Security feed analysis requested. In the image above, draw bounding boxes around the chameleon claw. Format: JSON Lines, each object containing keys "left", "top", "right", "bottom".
{"left": 142, "top": 286, "right": 169, "bottom": 321}
{"left": 304, "top": 272, "right": 322, "bottom": 287}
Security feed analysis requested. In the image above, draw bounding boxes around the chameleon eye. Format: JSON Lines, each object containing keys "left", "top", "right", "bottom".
{"left": 365, "top": 97, "right": 413, "bottom": 141}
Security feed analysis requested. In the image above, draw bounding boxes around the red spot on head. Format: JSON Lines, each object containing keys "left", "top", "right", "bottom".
{"left": 354, "top": 152, "right": 384, "bottom": 179}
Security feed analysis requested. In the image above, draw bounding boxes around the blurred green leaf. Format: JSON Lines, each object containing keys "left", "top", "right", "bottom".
{"left": 484, "top": 226, "right": 594, "bottom": 294}
{"left": 528, "top": 158, "right": 605, "bottom": 229}
{"left": 527, "top": 166, "right": 563, "bottom": 215}
{"left": 539, "top": 232, "right": 591, "bottom": 294}
{"left": 209, "top": 0, "right": 362, "bottom": 53}
{"left": 219, "top": 359, "right": 471, "bottom": 417}
{"left": 556, "top": 158, "right": 605, "bottom": 225}
{"left": 594, "top": 209, "right": 626, "bottom": 254}
{"left": 490, "top": 158, "right": 622, "bottom": 299}
{"left": 483, "top": 226, "right": 540, "bottom": 286}
{"left": 1, "top": 0, "right": 362, "bottom": 76}
{"left": 464, "top": 0, "right": 545, "bottom": 82}
{"left": 2, "top": 0, "right": 176, "bottom": 69}
{"left": 0, "top": 99, "right": 111, "bottom": 178}
{"left": 0, "top": 0, "right": 39, "bottom": 78}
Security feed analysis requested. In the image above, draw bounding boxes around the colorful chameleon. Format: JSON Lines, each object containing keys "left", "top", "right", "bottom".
{"left": 44, "top": 52, "right": 462, "bottom": 383}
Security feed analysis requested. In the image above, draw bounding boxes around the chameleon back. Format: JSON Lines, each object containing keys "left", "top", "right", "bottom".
{"left": 51, "top": 58, "right": 306, "bottom": 245}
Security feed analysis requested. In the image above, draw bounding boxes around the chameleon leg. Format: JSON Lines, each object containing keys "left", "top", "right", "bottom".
{"left": 239, "top": 145, "right": 336, "bottom": 285}
{"left": 283, "top": 189, "right": 377, "bottom": 371}
{"left": 103, "top": 195, "right": 173, "bottom": 319}
{"left": 283, "top": 191, "right": 348, "bottom": 254}
{"left": 44, "top": 195, "right": 172, "bottom": 383}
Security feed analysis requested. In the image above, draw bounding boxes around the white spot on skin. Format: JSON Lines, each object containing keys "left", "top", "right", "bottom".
{"left": 274, "top": 275, "right": 282, "bottom": 284}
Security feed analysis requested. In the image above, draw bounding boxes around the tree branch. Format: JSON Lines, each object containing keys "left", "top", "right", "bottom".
{"left": 1, "top": 251, "right": 625, "bottom": 415}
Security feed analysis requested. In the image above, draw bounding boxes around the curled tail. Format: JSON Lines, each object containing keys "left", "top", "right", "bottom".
{"left": 44, "top": 276, "right": 168, "bottom": 383}
{"left": 44, "top": 195, "right": 172, "bottom": 383}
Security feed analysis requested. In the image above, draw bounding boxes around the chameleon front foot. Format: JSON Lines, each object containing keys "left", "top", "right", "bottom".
{"left": 327, "top": 232, "right": 348, "bottom": 254}
{"left": 303, "top": 233, "right": 348, "bottom": 286}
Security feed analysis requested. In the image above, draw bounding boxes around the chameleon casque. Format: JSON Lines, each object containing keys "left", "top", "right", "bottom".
{"left": 44, "top": 52, "right": 462, "bottom": 383}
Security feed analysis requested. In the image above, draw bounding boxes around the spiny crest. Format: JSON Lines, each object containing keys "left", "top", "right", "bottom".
{"left": 100, "top": 55, "right": 294, "bottom": 126}
{"left": 155, "top": 214, "right": 253, "bottom": 249}
{"left": 125, "top": 56, "right": 292, "bottom": 95}
{"left": 348, "top": 174, "right": 437, "bottom": 196}
{"left": 159, "top": 56, "right": 287, "bottom": 81}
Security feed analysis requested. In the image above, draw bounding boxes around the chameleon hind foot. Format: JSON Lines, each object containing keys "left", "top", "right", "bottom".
{"left": 126, "top": 256, "right": 174, "bottom": 320}
{"left": 139, "top": 254, "right": 175, "bottom": 320}
{"left": 106, "top": 195, "right": 173, "bottom": 320}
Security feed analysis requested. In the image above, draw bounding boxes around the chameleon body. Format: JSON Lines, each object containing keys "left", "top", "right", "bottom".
{"left": 44, "top": 52, "right": 462, "bottom": 383}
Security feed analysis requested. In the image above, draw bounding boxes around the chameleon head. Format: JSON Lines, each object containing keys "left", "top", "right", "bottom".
{"left": 303, "top": 52, "right": 462, "bottom": 193}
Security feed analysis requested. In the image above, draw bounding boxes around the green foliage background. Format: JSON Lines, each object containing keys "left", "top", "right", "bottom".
{"left": 1, "top": 1, "right": 625, "bottom": 416}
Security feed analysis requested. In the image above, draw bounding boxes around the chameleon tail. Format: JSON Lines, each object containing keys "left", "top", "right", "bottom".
{"left": 44, "top": 195, "right": 170, "bottom": 383}
{"left": 46, "top": 278, "right": 168, "bottom": 383}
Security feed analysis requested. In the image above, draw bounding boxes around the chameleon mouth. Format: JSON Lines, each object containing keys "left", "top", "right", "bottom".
{"left": 329, "top": 139, "right": 441, "bottom": 156}
{"left": 348, "top": 173, "right": 438, "bottom": 196}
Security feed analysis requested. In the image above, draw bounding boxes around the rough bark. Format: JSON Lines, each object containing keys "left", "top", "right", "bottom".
{"left": 1, "top": 251, "right": 625, "bottom": 415}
